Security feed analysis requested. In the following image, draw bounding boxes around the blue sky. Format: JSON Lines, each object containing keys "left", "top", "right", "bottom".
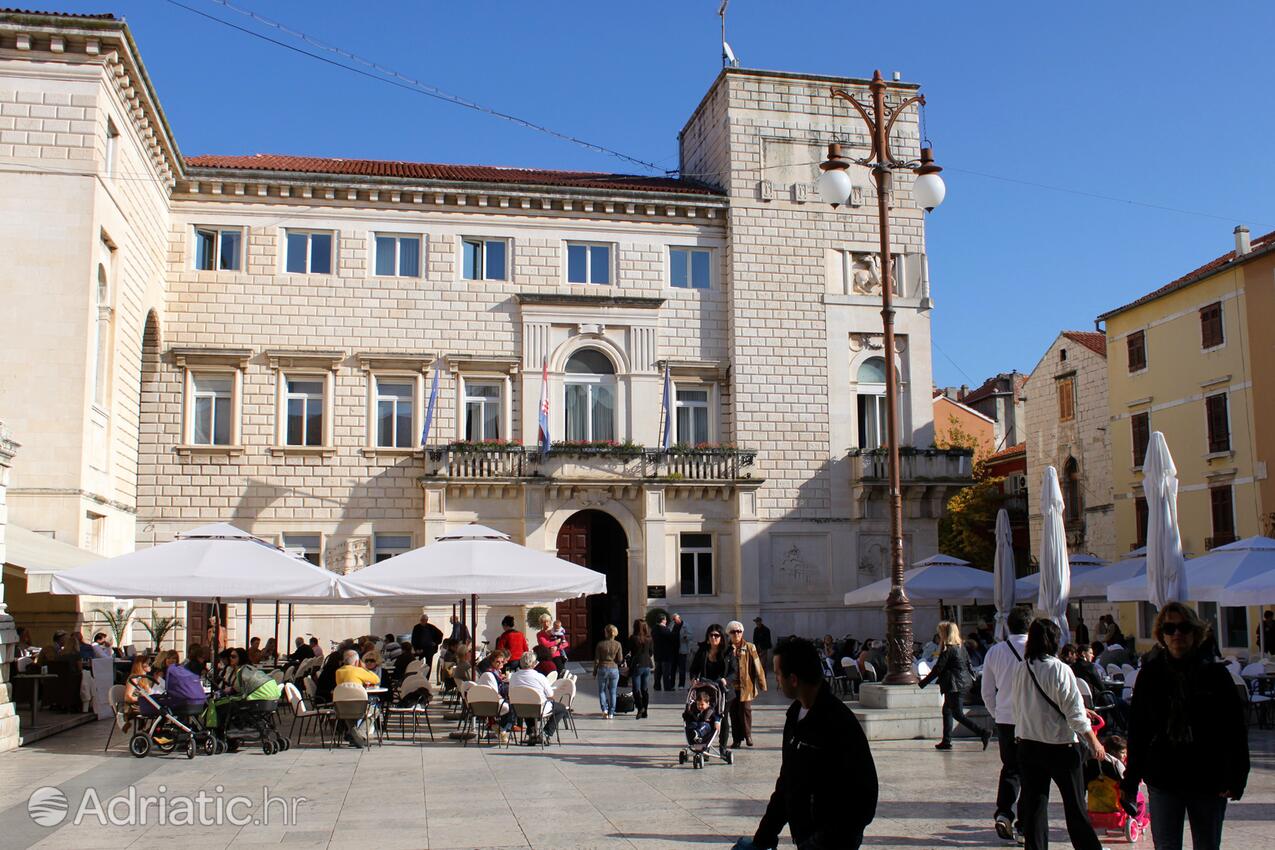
{"left": 27, "top": 1, "right": 1275, "bottom": 387}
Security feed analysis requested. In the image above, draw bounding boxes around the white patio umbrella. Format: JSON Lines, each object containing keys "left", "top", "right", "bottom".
{"left": 1069, "top": 554, "right": 1147, "bottom": 600}
{"left": 1015, "top": 556, "right": 1107, "bottom": 598}
{"left": 993, "top": 509, "right": 1016, "bottom": 640}
{"left": 1038, "top": 466, "right": 1071, "bottom": 643}
{"left": 1109, "top": 536, "right": 1275, "bottom": 607}
{"left": 1143, "top": 431, "right": 1187, "bottom": 609}
{"left": 844, "top": 561, "right": 995, "bottom": 607}
{"left": 338, "top": 523, "right": 608, "bottom": 604}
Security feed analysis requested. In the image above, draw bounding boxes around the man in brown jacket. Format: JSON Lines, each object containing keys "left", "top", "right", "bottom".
{"left": 727, "top": 619, "right": 767, "bottom": 747}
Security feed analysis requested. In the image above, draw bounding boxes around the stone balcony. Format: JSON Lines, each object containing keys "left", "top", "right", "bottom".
{"left": 849, "top": 447, "right": 975, "bottom": 483}
{"left": 424, "top": 445, "right": 758, "bottom": 484}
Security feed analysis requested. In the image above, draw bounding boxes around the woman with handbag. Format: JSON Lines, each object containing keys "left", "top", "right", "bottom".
{"left": 628, "top": 619, "right": 654, "bottom": 719}
{"left": 725, "top": 620, "right": 766, "bottom": 748}
{"left": 918, "top": 620, "right": 991, "bottom": 750}
{"left": 1011, "top": 617, "right": 1106, "bottom": 850}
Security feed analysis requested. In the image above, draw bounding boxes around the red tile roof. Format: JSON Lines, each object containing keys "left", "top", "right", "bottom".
{"left": 1098, "top": 229, "right": 1275, "bottom": 321}
{"left": 186, "top": 154, "right": 722, "bottom": 197}
{"left": 984, "top": 441, "right": 1026, "bottom": 463}
{"left": 1061, "top": 330, "right": 1107, "bottom": 358}
{"left": 960, "top": 372, "right": 1027, "bottom": 406}
{"left": 0, "top": 8, "right": 116, "bottom": 19}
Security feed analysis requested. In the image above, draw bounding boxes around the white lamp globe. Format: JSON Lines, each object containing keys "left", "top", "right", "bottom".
{"left": 913, "top": 172, "right": 946, "bottom": 212}
{"left": 817, "top": 168, "right": 854, "bottom": 208}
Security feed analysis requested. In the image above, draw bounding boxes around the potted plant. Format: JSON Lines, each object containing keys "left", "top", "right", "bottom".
{"left": 94, "top": 606, "right": 135, "bottom": 650}
{"left": 139, "top": 612, "right": 183, "bottom": 652}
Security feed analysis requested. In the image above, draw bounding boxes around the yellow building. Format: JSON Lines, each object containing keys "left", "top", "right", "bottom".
{"left": 1098, "top": 226, "right": 1272, "bottom": 656}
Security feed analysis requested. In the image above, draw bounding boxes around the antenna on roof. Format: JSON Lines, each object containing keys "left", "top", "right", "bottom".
{"left": 719, "top": 0, "right": 740, "bottom": 68}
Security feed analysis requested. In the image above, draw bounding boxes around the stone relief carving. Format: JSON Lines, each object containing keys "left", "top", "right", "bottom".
{"left": 858, "top": 536, "right": 888, "bottom": 577}
{"left": 849, "top": 333, "right": 908, "bottom": 354}
{"left": 768, "top": 535, "right": 829, "bottom": 598}
{"left": 850, "top": 254, "right": 883, "bottom": 294}
{"left": 324, "top": 537, "right": 368, "bottom": 575}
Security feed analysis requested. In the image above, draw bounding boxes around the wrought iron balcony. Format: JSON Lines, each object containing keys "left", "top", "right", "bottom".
{"left": 424, "top": 445, "right": 757, "bottom": 482}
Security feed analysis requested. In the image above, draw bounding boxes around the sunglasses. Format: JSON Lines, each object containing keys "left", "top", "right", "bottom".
{"left": 709, "top": 634, "right": 722, "bottom": 639}
{"left": 729, "top": 630, "right": 743, "bottom": 634}
{"left": 1161, "top": 622, "right": 1193, "bottom": 636}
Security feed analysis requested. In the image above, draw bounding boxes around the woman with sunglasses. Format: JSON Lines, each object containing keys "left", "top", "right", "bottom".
{"left": 690, "top": 624, "right": 738, "bottom": 759}
{"left": 1123, "top": 602, "right": 1249, "bottom": 850}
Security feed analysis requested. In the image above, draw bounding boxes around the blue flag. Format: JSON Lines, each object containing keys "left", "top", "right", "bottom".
{"left": 420, "top": 360, "right": 440, "bottom": 446}
{"left": 660, "top": 364, "right": 673, "bottom": 450}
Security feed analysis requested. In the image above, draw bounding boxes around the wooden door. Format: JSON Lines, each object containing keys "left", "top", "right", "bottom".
{"left": 556, "top": 516, "right": 594, "bottom": 660}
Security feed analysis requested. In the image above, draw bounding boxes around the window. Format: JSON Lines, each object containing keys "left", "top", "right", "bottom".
{"left": 1057, "top": 377, "right": 1075, "bottom": 421}
{"left": 1210, "top": 485, "right": 1235, "bottom": 547}
{"left": 1200, "top": 302, "right": 1224, "bottom": 349}
{"left": 282, "top": 533, "right": 321, "bottom": 567}
{"left": 104, "top": 117, "right": 119, "bottom": 176}
{"left": 564, "top": 349, "right": 616, "bottom": 441}
{"left": 374, "top": 534, "right": 412, "bottom": 563}
{"left": 92, "top": 251, "right": 113, "bottom": 408}
{"left": 462, "top": 238, "right": 507, "bottom": 281}
{"left": 1131, "top": 412, "right": 1150, "bottom": 467}
{"left": 1063, "top": 457, "right": 1083, "bottom": 523}
{"left": 1060, "top": 348, "right": 1068, "bottom": 363}
{"left": 463, "top": 382, "right": 502, "bottom": 441}
{"left": 1222, "top": 606, "right": 1248, "bottom": 648}
{"left": 679, "top": 533, "right": 713, "bottom": 596}
{"left": 375, "top": 378, "right": 414, "bottom": 448}
{"left": 566, "top": 242, "right": 611, "bottom": 284}
{"left": 856, "top": 357, "right": 890, "bottom": 449}
{"left": 194, "top": 227, "right": 242, "bottom": 271}
{"left": 374, "top": 234, "right": 421, "bottom": 277}
{"left": 285, "top": 230, "right": 333, "bottom": 274}
{"left": 285, "top": 377, "right": 325, "bottom": 446}
{"left": 670, "top": 247, "right": 711, "bottom": 289}
{"left": 191, "top": 374, "right": 233, "bottom": 445}
{"left": 1205, "top": 393, "right": 1230, "bottom": 453}
{"left": 1127, "top": 330, "right": 1146, "bottom": 372}
{"left": 1134, "top": 496, "right": 1148, "bottom": 548}
{"left": 675, "top": 387, "right": 711, "bottom": 445}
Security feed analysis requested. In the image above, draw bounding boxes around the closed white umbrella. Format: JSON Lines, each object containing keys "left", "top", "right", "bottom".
{"left": 1143, "top": 431, "right": 1187, "bottom": 609}
{"left": 338, "top": 523, "right": 608, "bottom": 604}
{"left": 993, "top": 509, "right": 1016, "bottom": 640}
{"left": 1038, "top": 466, "right": 1071, "bottom": 643}
{"left": 844, "top": 562, "right": 995, "bottom": 607}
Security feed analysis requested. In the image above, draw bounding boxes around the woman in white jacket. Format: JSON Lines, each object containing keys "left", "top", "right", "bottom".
{"left": 1011, "top": 618, "right": 1106, "bottom": 850}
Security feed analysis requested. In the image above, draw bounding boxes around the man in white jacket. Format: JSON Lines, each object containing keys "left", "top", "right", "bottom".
{"left": 980, "top": 607, "right": 1031, "bottom": 842}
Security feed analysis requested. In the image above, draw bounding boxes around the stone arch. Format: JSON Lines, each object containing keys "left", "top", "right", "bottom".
{"left": 549, "top": 335, "right": 630, "bottom": 375}
{"left": 543, "top": 496, "right": 643, "bottom": 553}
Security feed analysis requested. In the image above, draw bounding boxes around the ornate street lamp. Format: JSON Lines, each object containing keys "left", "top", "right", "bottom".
{"left": 817, "top": 70, "right": 946, "bottom": 686}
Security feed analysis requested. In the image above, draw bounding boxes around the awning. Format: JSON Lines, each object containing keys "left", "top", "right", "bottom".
{"left": 2, "top": 525, "right": 101, "bottom": 593}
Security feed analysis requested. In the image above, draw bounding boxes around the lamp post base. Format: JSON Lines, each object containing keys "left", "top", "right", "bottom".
{"left": 883, "top": 586, "right": 918, "bottom": 686}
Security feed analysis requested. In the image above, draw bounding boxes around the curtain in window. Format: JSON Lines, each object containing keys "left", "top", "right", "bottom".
{"left": 219, "top": 231, "right": 240, "bottom": 270}
{"left": 398, "top": 237, "right": 420, "bottom": 277}
{"left": 592, "top": 385, "right": 615, "bottom": 441}
{"left": 375, "top": 236, "right": 396, "bottom": 276}
{"left": 565, "top": 383, "right": 588, "bottom": 441}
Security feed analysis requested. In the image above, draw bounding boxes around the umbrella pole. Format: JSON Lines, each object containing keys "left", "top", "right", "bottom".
{"left": 245, "top": 598, "right": 252, "bottom": 647}
{"left": 471, "top": 592, "right": 478, "bottom": 681}
{"left": 286, "top": 603, "right": 293, "bottom": 657}
{"left": 211, "top": 596, "right": 222, "bottom": 687}
{"left": 273, "top": 601, "right": 280, "bottom": 661}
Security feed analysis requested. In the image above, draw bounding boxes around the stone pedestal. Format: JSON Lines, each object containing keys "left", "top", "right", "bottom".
{"left": 850, "top": 683, "right": 992, "bottom": 742}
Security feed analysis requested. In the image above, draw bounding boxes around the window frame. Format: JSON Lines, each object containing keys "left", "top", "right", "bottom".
{"left": 1200, "top": 301, "right": 1224, "bottom": 350}
{"left": 565, "top": 241, "right": 614, "bottom": 286}
{"left": 1130, "top": 411, "right": 1150, "bottom": 468}
{"left": 563, "top": 350, "right": 619, "bottom": 443}
{"left": 283, "top": 229, "right": 335, "bottom": 275}
{"left": 372, "top": 232, "right": 423, "bottom": 278}
{"left": 272, "top": 368, "right": 336, "bottom": 452}
{"left": 190, "top": 372, "right": 235, "bottom": 447}
{"left": 1205, "top": 392, "right": 1231, "bottom": 454}
{"left": 193, "top": 226, "right": 244, "bottom": 272}
{"left": 373, "top": 533, "right": 413, "bottom": 563}
{"left": 1057, "top": 376, "right": 1075, "bottom": 422}
{"left": 462, "top": 379, "right": 504, "bottom": 442}
{"left": 1221, "top": 605, "right": 1248, "bottom": 648}
{"left": 1126, "top": 329, "right": 1147, "bottom": 373}
{"left": 1210, "top": 484, "right": 1236, "bottom": 544}
{"left": 669, "top": 246, "right": 712, "bottom": 290}
{"left": 178, "top": 360, "right": 245, "bottom": 454}
{"left": 371, "top": 374, "right": 419, "bottom": 450}
{"left": 461, "top": 237, "right": 509, "bottom": 282}
{"left": 679, "top": 532, "right": 715, "bottom": 597}
{"left": 1134, "top": 495, "right": 1149, "bottom": 549}
{"left": 673, "top": 383, "right": 714, "bottom": 446}
{"left": 282, "top": 532, "right": 323, "bottom": 567}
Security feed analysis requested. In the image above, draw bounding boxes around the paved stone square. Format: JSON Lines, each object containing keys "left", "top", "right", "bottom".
{"left": 1, "top": 679, "right": 1272, "bottom": 850}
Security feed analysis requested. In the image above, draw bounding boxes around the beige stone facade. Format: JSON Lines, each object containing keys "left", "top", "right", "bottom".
{"left": 0, "top": 12, "right": 970, "bottom": 651}
{"left": 1023, "top": 332, "right": 1115, "bottom": 566}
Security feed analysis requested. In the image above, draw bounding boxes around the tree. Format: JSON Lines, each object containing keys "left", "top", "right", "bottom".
{"left": 938, "top": 464, "right": 1006, "bottom": 568}
{"left": 934, "top": 413, "right": 991, "bottom": 463}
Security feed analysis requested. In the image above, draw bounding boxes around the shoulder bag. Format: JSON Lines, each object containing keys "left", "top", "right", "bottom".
{"left": 1023, "top": 657, "right": 1094, "bottom": 763}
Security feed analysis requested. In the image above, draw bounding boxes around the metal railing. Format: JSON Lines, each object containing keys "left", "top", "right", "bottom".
{"left": 425, "top": 445, "right": 757, "bottom": 481}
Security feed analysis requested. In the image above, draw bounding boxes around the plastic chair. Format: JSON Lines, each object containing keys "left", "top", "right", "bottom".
{"left": 841, "top": 659, "right": 863, "bottom": 698}
{"left": 1105, "top": 663, "right": 1124, "bottom": 681}
{"left": 1241, "top": 661, "right": 1266, "bottom": 678}
{"left": 464, "top": 683, "right": 506, "bottom": 747}
{"left": 509, "top": 684, "right": 550, "bottom": 747}
{"left": 385, "top": 673, "right": 435, "bottom": 743}
{"left": 332, "top": 682, "right": 375, "bottom": 747}
{"left": 552, "top": 678, "right": 578, "bottom": 739}
{"left": 103, "top": 684, "right": 134, "bottom": 751}
{"left": 1075, "top": 678, "right": 1095, "bottom": 709}
{"left": 284, "top": 681, "right": 334, "bottom": 748}
{"left": 544, "top": 670, "right": 558, "bottom": 685}
{"left": 404, "top": 658, "right": 424, "bottom": 676}
{"left": 1120, "top": 663, "right": 1137, "bottom": 680}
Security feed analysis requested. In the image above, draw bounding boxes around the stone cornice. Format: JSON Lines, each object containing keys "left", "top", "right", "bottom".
{"left": 265, "top": 349, "right": 346, "bottom": 372}
{"left": 171, "top": 347, "right": 252, "bottom": 369}
{"left": 516, "top": 293, "right": 665, "bottom": 310}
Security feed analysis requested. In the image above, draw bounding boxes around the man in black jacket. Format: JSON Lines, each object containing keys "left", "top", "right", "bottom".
{"left": 653, "top": 614, "right": 677, "bottom": 691}
{"left": 411, "top": 614, "right": 444, "bottom": 667}
{"left": 742, "top": 636, "right": 877, "bottom": 850}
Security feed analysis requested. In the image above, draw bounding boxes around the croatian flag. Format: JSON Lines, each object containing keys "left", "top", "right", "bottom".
{"left": 660, "top": 363, "right": 673, "bottom": 450}
{"left": 537, "top": 357, "right": 551, "bottom": 454}
{"left": 420, "top": 359, "right": 440, "bottom": 446}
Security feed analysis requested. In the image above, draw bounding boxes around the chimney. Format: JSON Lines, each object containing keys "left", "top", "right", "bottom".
{"left": 1235, "top": 225, "right": 1251, "bottom": 256}
{"left": 958, "top": 384, "right": 969, "bottom": 400}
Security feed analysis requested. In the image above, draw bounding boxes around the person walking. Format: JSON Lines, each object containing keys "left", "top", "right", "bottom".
{"left": 726, "top": 620, "right": 766, "bottom": 748}
{"left": 1124, "top": 602, "right": 1249, "bottom": 850}
{"left": 752, "top": 616, "right": 773, "bottom": 675}
{"left": 1011, "top": 618, "right": 1106, "bottom": 850}
{"left": 628, "top": 618, "right": 654, "bottom": 719}
{"left": 675, "top": 614, "right": 692, "bottom": 688}
{"left": 980, "top": 606, "right": 1030, "bottom": 841}
{"left": 593, "top": 624, "right": 624, "bottom": 719}
{"left": 411, "top": 614, "right": 443, "bottom": 668}
{"left": 919, "top": 620, "right": 990, "bottom": 750}
{"left": 653, "top": 613, "right": 676, "bottom": 691}
{"left": 690, "top": 624, "right": 737, "bottom": 759}
{"left": 736, "top": 636, "right": 877, "bottom": 850}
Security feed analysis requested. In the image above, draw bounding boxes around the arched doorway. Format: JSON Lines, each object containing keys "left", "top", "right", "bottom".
{"left": 555, "top": 509, "right": 628, "bottom": 660}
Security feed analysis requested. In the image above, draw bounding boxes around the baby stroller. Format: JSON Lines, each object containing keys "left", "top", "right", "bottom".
{"left": 207, "top": 668, "right": 289, "bottom": 755}
{"left": 128, "top": 677, "right": 215, "bottom": 759}
{"left": 1085, "top": 717, "right": 1150, "bottom": 842}
{"left": 678, "top": 680, "right": 732, "bottom": 768}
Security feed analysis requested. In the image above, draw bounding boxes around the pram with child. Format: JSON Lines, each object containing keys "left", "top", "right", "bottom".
{"left": 204, "top": 663, "right": 289, "bottom": 755}
{"left": 678, "top": 680, "right": 732, "bottom": 768}
{"left": 128, "top": 673, "right": 215, "bottom": 759}
{"left": 1085, "top": 720, "right": 1150, "bottom": 842}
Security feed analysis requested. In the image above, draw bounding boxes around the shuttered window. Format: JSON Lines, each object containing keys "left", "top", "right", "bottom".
{"left": 1057, "top": 377, "right": 1075, "bottom": 421}
{"left": 1127, "top": 330, "right": 1146, "bottom": 372}
{"left": 1131, "top": 412, "right": 1150, "bottom": 467}
{"left": 1200, "top": 302, "right": 1224, "bottom": 349}
{"left": 1205, "top": 393, "right": 1230, "bottom": 453}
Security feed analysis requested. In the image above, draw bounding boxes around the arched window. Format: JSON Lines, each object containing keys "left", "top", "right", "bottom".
{"left": 564, "top": 349, "right": 616, "bottom": 442}
{"left": 856, "top": 357, "right": 889, "bottom": 449}
{"left": 1063, "top": 456, "right": 1083, "bottom": 523}
{"left": 92, "top": 264, "right": 111, "bottom": 406}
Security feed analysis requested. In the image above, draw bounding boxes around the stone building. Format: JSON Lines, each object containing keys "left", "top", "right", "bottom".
{"left": 1023, "top": 331, "right": 1114, "bottom": 565}
{"left": 0, "top": 11, "right": 970, "bottom": 652}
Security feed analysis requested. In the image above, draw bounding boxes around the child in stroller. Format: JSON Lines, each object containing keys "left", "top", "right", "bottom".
{"left": 1086, "top": 732, "right": 1150, "bottom": 842}
{"left": 204, "top": 651, "right": 289, "bottom": 755}
{"left": 679, "top": 681, "right": 732, "bottom": 768}
{"left": 128, "top": 654, "right": 214, "bottom": 759}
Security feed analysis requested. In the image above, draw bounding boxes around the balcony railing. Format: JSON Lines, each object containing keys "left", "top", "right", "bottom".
{"left": 850, "top": 447, "right": 974, "bottom": 482}
{"left": 425, "top": 445, "right": 757, "bottom": 481}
